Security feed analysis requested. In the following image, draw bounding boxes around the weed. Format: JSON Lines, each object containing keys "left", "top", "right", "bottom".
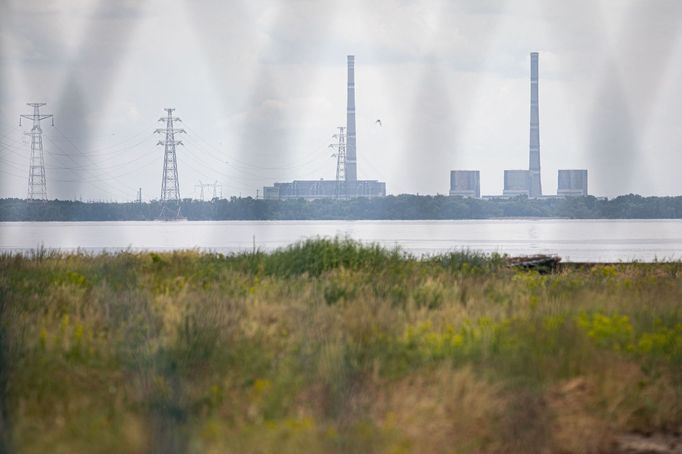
{"left": 1, "top": 241, "right": 681, "bottom": 452}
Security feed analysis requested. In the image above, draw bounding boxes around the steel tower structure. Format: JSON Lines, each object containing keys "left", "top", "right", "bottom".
{"left": 529, "top": 52, "right": 542, "bottom": 197}
{"left": 211, "top": 181, "right": 222, "bottom": 199}
{"left": 195, "top": 181, "right": 208, "bottom": 201}
{"left": 329, "top": 126, "right": 347, "bottom": 198}
{"left": 155, "top": 108, "right": 185, "bottom": 219}
{"left": 195, "top": 181, "right": 221, "bottom": 201}
{"left": 345, "top": 55, "right": 357, "bottom": 185}
{"left": 19, "top": 103, "right": 53, "bottom": 201}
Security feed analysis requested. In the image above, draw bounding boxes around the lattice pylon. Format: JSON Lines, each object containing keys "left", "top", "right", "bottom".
{"left": 155, "top": 108, "right": 186, "bottom": 220}
{"left": 19, "top": 103, "right": 53, "bottom": 202}
{"left": 329, "top": 126, "right": 347, "bottom": 199}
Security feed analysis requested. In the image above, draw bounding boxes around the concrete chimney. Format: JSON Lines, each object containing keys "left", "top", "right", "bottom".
{"left": 345, "top": 55, "right": 357, "bottom": 183}
{"left": 529, "top": 52, "right": 542, "bottom": 197}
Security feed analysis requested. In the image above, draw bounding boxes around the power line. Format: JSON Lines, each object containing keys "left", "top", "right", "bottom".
{"left": 176, "top": 153, "right": 244, "bottom": 194}
{"left": 194, "top": 180, "right": 222, "bottom": 200}
{"left": 3, "top": 124, "right": 150, "bottom": 201}
{"left": 43, "top": 136, "right": 157, "bottom": 172}
{"left": 52, "top": 123, "right": 156, "bottom": 155}
{"left": 182, "top": 123, "right": 328, "bottom": 171}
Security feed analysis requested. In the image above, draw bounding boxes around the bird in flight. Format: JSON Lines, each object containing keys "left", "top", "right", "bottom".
{"left": 375, "top": 119, "right": 382, "bottom": 127}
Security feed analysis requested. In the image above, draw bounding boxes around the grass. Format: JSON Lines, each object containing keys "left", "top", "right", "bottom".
{"left": 0, "top": 238, "right": 681, "bottom": 453}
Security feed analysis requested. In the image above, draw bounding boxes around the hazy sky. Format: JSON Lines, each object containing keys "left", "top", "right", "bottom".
{"left": 1, "top": 0, "right": 681, "bottom": 200}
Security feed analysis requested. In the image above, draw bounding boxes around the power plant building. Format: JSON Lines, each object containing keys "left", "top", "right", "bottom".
{"left": 264, "top": 180, "right": 385, "bottom": 201}
{"left": 503, "top": 170, "right": 530, "bottom": 197}
{"left": 495, "top": 53, "right": 544, "bottom": 199}
{"left": 447, "top": 52, "right": 591, "bottom": 198}
{"left": 449, "top": 170, "right": 480, "bottom": 198}
{"left": 557, "top": 169, "right": 588, "bottom": 197}
{"left": 500, "top": 53, "right": 543, "bottom": 199}
{"left": 264, "top": 55, "right": 386, "bottom": 201}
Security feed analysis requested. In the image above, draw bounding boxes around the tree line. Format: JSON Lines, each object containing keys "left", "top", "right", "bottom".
{"left": 1, "top": 194, "right": 682, "bottom": 221}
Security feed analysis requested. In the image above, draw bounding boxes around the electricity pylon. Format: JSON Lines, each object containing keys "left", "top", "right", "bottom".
{"left": 211, "top": 181, "right": 222, "bottom": 199}
{"left": 195, "top": 181, "right": 209, "bottom": 201}
{"left": 195, "top": 181, "right": 222, "bottom": 201}
{"left": 155, "top": 108, "right": 185, "bottom": 220}
{"left": 328, "top": 126, "right": 346, "bottom": 199}
{"left": 19, "top": 103, "right": 53, "bottom": 201}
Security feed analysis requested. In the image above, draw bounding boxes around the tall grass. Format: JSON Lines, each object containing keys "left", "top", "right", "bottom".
{"left": 0, "top": 239, "right": 680, "bottom": 453}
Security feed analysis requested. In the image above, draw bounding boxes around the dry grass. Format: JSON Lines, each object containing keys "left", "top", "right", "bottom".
{"left": 0, "top": 239, "right": 681, "bottom": 453}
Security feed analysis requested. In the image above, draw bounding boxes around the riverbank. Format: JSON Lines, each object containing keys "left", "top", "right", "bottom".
{"left": 1, "top": 239, "right": 681, "bottom": 452}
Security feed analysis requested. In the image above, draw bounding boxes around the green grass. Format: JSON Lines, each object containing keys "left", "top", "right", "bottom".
{"left": 0, "top": 238, "right": 681, "bottom": 453}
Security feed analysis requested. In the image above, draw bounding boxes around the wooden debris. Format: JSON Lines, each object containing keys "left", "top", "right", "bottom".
{"left": 508, "top": 254, "right": 561, "bottom": 273}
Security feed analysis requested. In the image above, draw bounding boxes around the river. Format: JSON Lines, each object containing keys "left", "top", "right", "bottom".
{"left": 1, "top": 219, "right": 681, "bottom": 262}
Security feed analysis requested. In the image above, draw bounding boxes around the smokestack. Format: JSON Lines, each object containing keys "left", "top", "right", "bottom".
{"left": 529, "top": 52, "right": 542, "bottom": 197}
{"left": 345, "top": 55, "right": 357, "bottom": 183}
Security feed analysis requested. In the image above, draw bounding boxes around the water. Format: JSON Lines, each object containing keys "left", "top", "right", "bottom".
{"left": 1, "top": 219, "right": 681, "bottom": 262}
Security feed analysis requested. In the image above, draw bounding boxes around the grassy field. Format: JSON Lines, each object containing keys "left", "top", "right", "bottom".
{"left": 1, "top": 239, "right": 681, "bottom": 453}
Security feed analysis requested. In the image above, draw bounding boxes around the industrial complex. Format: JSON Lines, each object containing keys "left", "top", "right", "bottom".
{"left": 17, "top": 52, "right": 590, "bottom": 210}
{"left": 450, "top": 52, "right": 589, "bottom": 199}
{"left": 263, "top": 56, "right": 386, "bottom": 201}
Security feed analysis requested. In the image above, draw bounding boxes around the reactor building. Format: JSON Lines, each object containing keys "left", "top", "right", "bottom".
{"left": 263, "top": 55, "right": 386, "bottom": 201}
{"left": 502, "top": 170, "right": 530, "bottom": 197}
{"left": 449, "top": 171, "right": 480, "bottom": 198}
{"left": 557, "top": 169, "right": 588, "bottom": 197}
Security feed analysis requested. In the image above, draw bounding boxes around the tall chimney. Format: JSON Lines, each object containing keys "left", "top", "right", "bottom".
{"left": 529, "top": 52, "right": 542, "bottom": 197}
{"left": 345, "top": 55, "right": 357, "bottom": 183}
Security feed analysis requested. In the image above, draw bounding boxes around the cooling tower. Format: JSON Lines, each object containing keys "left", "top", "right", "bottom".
{"left": 529, "top": 52, "right": 542, "bottom": 198}
{"left": 345, "top": 55, "right": 357, "bottom": 183}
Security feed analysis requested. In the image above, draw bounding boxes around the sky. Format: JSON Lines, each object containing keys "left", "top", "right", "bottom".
{"left": 0, "top": 0, "right": 681, "bottom": 201}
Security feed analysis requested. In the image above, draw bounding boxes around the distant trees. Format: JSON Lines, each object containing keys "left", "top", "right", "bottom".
{"left": 1, "top": 194, "right": 682, "bottom": 221}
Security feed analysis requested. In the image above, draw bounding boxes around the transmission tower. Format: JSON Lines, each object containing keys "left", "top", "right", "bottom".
{"left": 211, "top": 181, "right": 222, "bottom": 199}
{"left": 155, "top": 108, "right": 185, "bottom": 219}
{"left": 328, "top": 126, "right": 346, "bottom": 199}
{"left": 194, "top": 181, "right": 221, "bottom": 201}
{"left": 195, "top": 181, "right": 208, "bottom": 201}
{"left": 19, "top": 103, "right": 54, "bottom": 201}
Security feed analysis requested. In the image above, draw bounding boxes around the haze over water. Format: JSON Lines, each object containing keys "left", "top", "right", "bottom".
{"left": 2, "top": 219, "right": 681, "bottom": 262}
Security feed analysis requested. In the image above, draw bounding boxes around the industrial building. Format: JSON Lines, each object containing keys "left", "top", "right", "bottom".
{"left": 502, "top": 52, "right": 542, "bottom": 199}
{"left": 457, "top": 53, "right": 547, "bottom": 199}
{"left": 449, "top": 171, "right": 480, "bottom": 198}
{"left": 264, "top": 180, "right": 385, "bottom": 201}
{"left": 503, "top": 170, "right": 530, "bottom": 197}
{"left": 455, "top": 52, "right": 589, "bottom": 199}
{"left": 264, "top": 55, "right": 386, "bottom": 201}
{"left": 557, "top": 169, "right": 588, "bottom": 197}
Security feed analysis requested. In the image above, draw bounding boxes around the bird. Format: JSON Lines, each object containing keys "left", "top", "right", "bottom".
{"left": 375, "top": 119, "right": 383, "bottom": 127}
